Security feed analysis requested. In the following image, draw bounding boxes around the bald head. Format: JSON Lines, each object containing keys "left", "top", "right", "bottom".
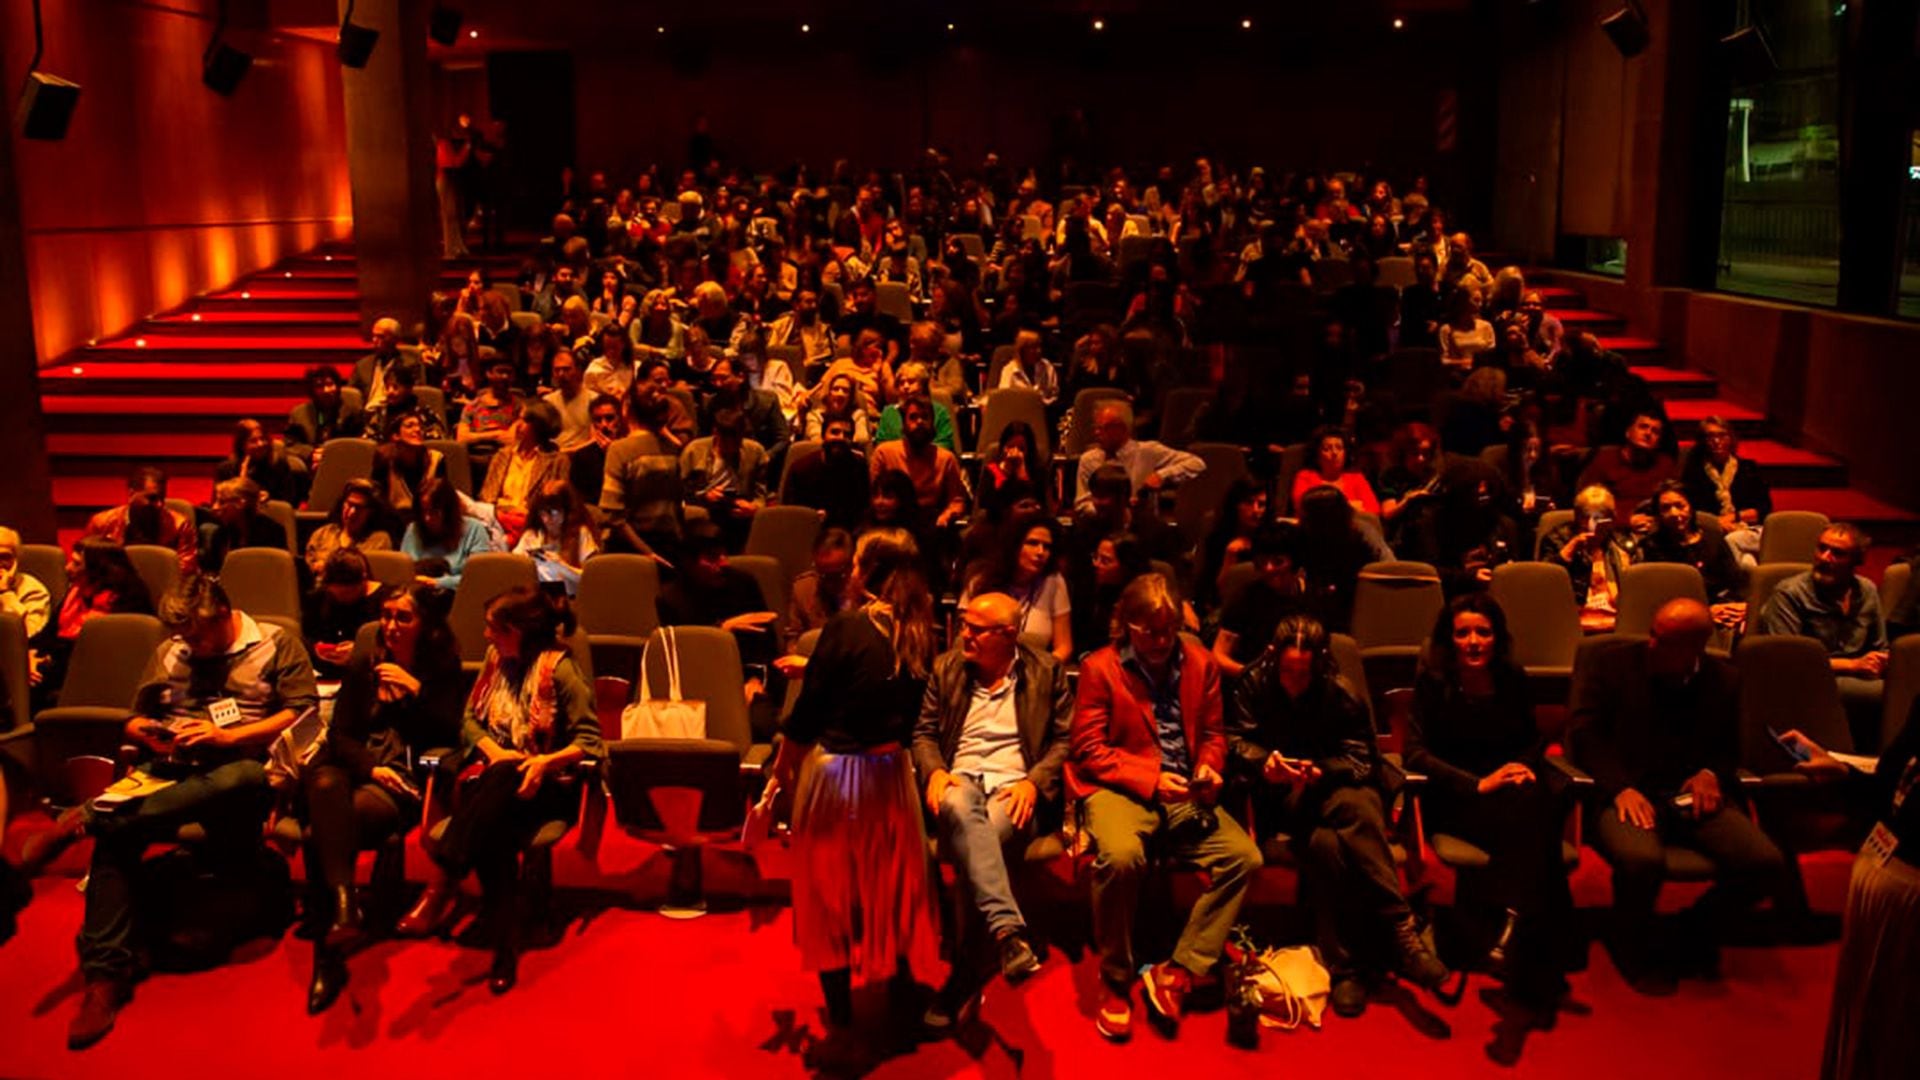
{"left": 1648, "top": 597, "right": 1713, "bottom": 673}
{"left": 960, "top": 592, "right": 1022, "bottom": 679}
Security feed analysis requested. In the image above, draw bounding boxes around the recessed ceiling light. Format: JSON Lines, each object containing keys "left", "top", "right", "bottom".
{"left": 1092, "top": 18, "right": 1105, "bottom": 31}
{"left": 800, "top": 23, "right": 811, "bottom": 33}
{"left": 1242, "top": 19, "right": 1252, "bottom": 30}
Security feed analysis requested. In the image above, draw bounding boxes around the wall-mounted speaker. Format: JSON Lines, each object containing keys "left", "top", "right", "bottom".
{"left": 202, "top": 43, "right": 254, "bottom": 96}
{"left": 16, "top": 71, "right": 81, "bottom": 140}
{"left": 338, "top": 21, "right": 380, "bottom": 68}
{"left": 428, "top": 7, "right": 463, "bottom": 47}
{"left": 1600, "top": 5, "right": 1651, "bottom": 58}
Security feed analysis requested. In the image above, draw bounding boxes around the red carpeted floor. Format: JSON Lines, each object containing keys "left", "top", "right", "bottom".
{"left": 0, "top": 825, "right": 1854, "bottom": 1080}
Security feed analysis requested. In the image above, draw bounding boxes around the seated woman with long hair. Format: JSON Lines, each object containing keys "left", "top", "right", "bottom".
{"left": 397, "top": 586, "right": 601, "bottom": 994}
{"left": 803, "top": 371, "right": 872, "bottom": 445}
{"left": 1195, "top": 475, "right": 1270, "bottom": 617}
{"left": 1500, "top": 418, "right": 1563, "bottom": 524}
{"left": 1641, "top": 480, "right": 1745, "bottom": 632}
{"left": 1295, "top": 485, "right": 1393, "bottom": 634}
{"left": 1406, "top": 593, "right": 1574, "bottom": 1009}
{"left": 961, "top": 511, "right": 1073, "bottom": 663}
{"left": 35, "top": 540, "right": 153, "bottom": 701}
{"left": 772, "top": 529, "right": 939, "bottom": 1034}
{"left": 304, "top": 478, "right": 393, "bottom": 580}
{"left": 1290, "top": 425, "right": 1380, "bottom": 516}
{"left": 975, "top": 420, "right": 1051, "bottom": 517}
{"left": 371, "top": 411, "right": 447, "bottom": 537}
{"left": 862, "top": 469, "right": 923, "bottom": 536}
{"left": 1376, "top": 421, "right": 1443, "bottom": 543}
{"left": 401, "top": 477, "right": 500, "bottom": 590}
{"left": 512, "top": 479, "right": 601, "bottom": 596}
{"left": 215, "top": 418, "right": 305, "bottom": 506}
{"left": 477, "top": 399, "right": 570, "bottom": 544}
{"left": 302, "top": 549, "right": 391, "bottom": 678}
{"left": 303, "top": 583, "right": 464, "bottom": 1014}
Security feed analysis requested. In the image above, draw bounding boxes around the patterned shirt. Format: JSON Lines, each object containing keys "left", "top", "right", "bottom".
{"left": 1119, "top": 641, "right": 1189, "bottom": 777}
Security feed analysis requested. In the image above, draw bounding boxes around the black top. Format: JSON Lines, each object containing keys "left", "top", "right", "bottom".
{"left": 1641, "top": 529, "right": 1745, "bottom": 603}
{"left": 657, "top": 567, "right": 776, "bottom": 668}
{"left": 1406, "top": 663, "right": 1543, "bottom": 802}
{"left": 784, "top": 607, "right": 927, "bottom": 753}
{"left": 196, "top": 514, "right": 290, "bottom": 574}
{"left": 326, "top": 644, "right": 466, "bottom": 802}
{"left": 302, "top": 585, "right": 393, "bottom": 677}
{"left": 1217, "top": 579, "right": 1308, "bottom": 664}
{"left": 1228, "top": 660, "right": 1379, "bottom": 792}
{"left": 1398, "top": 284, "right": 1445, "bottom": 349}
{"left": 784, "top": 450, "right": 871, "bottom": 533}
{"left": 1680, "top": 453, "right": 1773, "bottom": 523}
{"left": 1570, "top": 639, "right": 1740, "bottom": 800}
{"left": 1854, "top": 698, "right": 1920, "bottom": 864}
{"left": 569, "top": 442, "right": 608, "bottom": 505}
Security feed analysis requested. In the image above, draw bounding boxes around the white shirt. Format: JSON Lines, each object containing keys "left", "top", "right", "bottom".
{"left": 1074, "top": 439, "right": 1207, "bottom": 508}
{"left": 583, "top": 356, "right": 636, "bottom": 402}
{"left": 951, "top": 672, "right": 1026, "bottom": 794}
{"left": 998, "top": 356, "right": 1060, "bottom": 404}
{"left": 545, "top": 385, "right": 594, "bottom": 452}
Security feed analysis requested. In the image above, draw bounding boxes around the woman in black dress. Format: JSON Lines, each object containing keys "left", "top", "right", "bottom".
{"left": 1406, "top": 592, "right": 1574, "bottom": 1007}
{"left": 303, "top": 583, "right": 464, "bottom": 1013}
{"left": 772, "top": 528, "right": 940, "bottom": 1032}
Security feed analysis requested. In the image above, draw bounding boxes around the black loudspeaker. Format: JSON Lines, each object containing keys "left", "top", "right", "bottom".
{"left": 338, "top": 20, "right": 379, "bottom": 68}
{"left": 202, "top": 43, "right": 254, "bottom": 96}
{"left": 1719, "top": 25, "right": 1777, "bottom": 86}
{"left": 16, "top": 71, "right": 81, "bottom": 140}
{"left": 428, "top": 6, "right": 462, "bottom": 47}
{"left": 1600, "top": 5, "right": 1651, "bottom": 58}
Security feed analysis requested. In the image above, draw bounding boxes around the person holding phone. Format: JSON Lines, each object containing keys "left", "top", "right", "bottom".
{"left": 1542, "top": 484, "right": 1642, "bottom": 632}
{"left": 1229, "top": 613, "right": 1453, "bottom": 1018}
{"left": 301, "top": 584, "right": 464, "bottom": 1014}
{"left": 65, "top": 574, "right": 317, "bottom": 1050}
{"left": 1070, "top": 574, "right": 1260, "bottom": 1042}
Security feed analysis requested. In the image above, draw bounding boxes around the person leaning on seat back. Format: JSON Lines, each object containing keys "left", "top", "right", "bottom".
{"left": 63, "top": 573, "right": 317, "bottom": 1051}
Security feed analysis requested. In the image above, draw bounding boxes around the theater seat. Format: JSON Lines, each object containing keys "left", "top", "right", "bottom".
{"left": 1757, "top": 511, "right": 1830, "bottom": 565}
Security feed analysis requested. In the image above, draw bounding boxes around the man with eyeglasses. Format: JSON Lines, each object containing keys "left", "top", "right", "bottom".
{"left": 1068, "top": 573, "right": 1260, "bottom": 1042}
{"left": 1758, "top": 523, "right": 1890, "bottom": 749}
{"left": 912, "top": 593, "right": 1073, "bottom": 1031}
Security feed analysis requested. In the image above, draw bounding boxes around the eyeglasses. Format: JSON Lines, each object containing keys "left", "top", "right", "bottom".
{"left": 1125, "top": 622, "right": 1178, "bottom": 643}
{"left": 960, "top": 620, "right": 1015, "bottom": 638}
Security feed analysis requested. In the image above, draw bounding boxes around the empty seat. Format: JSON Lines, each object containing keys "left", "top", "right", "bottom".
{"left": 261, "top": 500, "right": 301, "bottom": 559}
{"left": 1879, "top": 635, "right": 1920, "bottom": 753}
{"left": 1737, "top": 634, "right": 1853, "bottom": 771}
{"left": 1488, "top": 562, "right": 1580, "bottom": 679}
{"left": 1156, "top": 387, "right": 1213, "bottom": 448}
{"left": 1758, "top": 510, "right": 1830, "bottom": 565}
{"left": 729, "top": 555, "right": 790, "bottom": 631}
{"left": 126, "top": 544, "right": 182, "bottom": 603}
{"left": 952, "top": 233, "right": 985, "bottom": 260}
{"left": 218, "top": 548, "right": 302, "bottom": 621}
{"left": 0, "top": 612, "right": 32, "bottom": 752}
{"left": 1376, "top": 256, "right": 1416, "bottom": 289}
{"left": 1350, "top": 562, "right": 1445, "bottom": 656}
{"left": 1878, "top": 561, "right": 1910, "bottom": 624}
{"left": 744, "top": 505, "right": 824, "bottom": 585}
{"left": 32, "top": 614, "right": 167, "bottom": 790}
{"left": 874, "top": 281, "right": 914, "bottom": 323}
{"left": 1614, "top": 563, "right": 1708, "bottom": 636}
{"left": 425, "top": 439, "right": 473, "bottom": 495}
{"left": 1172, "top": 442, "right": 1250, "bottom": 548}
{"left": 449, "top": 554, "right": 539, "bottom": 664}
{"left": 575, "top": 554, "right": 662, "bottom": 680}
{"left": 776, "top": 440, "right": 821, "bottom": 503}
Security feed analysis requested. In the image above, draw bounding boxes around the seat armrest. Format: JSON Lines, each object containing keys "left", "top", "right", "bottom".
{"left": 1736, "top": 767, "right": 1765, "bottom": 788}
{"left": 1545, "top": 754, "right": 1595, "bottom": 788}
{"left": 742, "top": 742, "right": 773, "bottom": 775}
{"left": 1399, "top": 768, "right": 1429, "bottom": 787}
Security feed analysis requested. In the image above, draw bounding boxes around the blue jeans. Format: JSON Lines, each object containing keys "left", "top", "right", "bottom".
{"left": 936, "top": 774, "right": 1029, "bottom": 939}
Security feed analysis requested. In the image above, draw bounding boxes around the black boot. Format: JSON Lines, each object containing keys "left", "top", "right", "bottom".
{"left": 820, "top": 968, "right": 854, "bottom": 1028}
{"left": 324, "top": 885, "right": 364, "bottom": 951}
{"left": 308, "top": 944, "right": 348, "bottom": 1014}
{"left": 1394, "top": 915, "right": 1460, "bottom": 1000}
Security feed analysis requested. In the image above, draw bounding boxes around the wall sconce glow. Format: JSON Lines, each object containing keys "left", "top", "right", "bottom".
{"left": 657, "top": 26, "right": 665, "bottom": 33}
{"left": 1092, "top": 18, "right": 1105, "bottom": 31}
{"left": 1241, "top": 19, "right": 1252, "bottom": 30}
{"left": 134, "top": 338, "right": 147, "bottom": 348}
{"left": 1392, "top": 17, "right": 1405, "bottom": 30}
{"left": 800, "top": 23, "right": 810, "bottom": 33}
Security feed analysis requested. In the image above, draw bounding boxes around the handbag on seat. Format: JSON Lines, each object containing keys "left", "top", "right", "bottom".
{"left": 619, "top": 627, "right": 708, "bottom": 739}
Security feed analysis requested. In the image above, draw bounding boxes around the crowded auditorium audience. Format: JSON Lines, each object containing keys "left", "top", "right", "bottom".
{"left": 3, "top": 151, "right": 1918, "bottom": 1079}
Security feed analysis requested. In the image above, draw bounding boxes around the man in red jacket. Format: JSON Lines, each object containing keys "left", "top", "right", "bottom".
{"left": 1070, "top": 573, "right": 1262, "bottom": 1042}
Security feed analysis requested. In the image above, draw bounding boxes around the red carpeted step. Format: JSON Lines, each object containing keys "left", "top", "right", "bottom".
{"left": 1774, "top": 487, "right": 1920, "bottom": 528}
{"left": 91, "top": 331, "right": 367, "bottom": 351}
{"left": 43, "top": 393, "right": 304, "bottom": 416}
{"left": 1630, "top": 365, "right": 1717, "bottom": 398}
{"left": 151, "top": 310, "right": 362, "bottom": 327}
{"left": 1598, "top": 335, "right": 1663, "bottom": 359}
{"left": 1678, "top": 438, "right": 1849, "bottom": 488}
{"left": 230, "top": 274, "right": 358, "bottom": 295}
{"left": 204, "top": 286, "right": 359, "bottom": 303}
{"left": 1550, "top": 308, "right": 1621, "bottom": 326}
{"left": 54, "top": 474, "right": 212, "bottom": 508}
{"left": 47, "top": 433, "right": 233, "bottom": 458}
{"left": 1533, "top": 284, "right": 1585, "bottom": 308}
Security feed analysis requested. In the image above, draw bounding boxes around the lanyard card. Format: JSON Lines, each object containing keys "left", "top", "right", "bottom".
{"left": 208, "top": 697, "right": 244, "bottom": 728}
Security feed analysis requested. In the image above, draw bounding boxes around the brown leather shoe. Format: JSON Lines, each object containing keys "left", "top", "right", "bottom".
{"left": 68, "top": 978, "right": 130, "bottom": 1051}
{"left": 395, "top": 884, "right": 455, "bottom": 937}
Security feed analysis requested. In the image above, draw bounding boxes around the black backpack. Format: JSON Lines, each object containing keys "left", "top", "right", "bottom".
{"left": 133, "top": 845, "right": 295, "bottom": 972}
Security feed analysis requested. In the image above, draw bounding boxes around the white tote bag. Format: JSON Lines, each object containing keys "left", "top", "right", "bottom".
{"left": 620, "top": 627, "right": 708, "bottom": 739}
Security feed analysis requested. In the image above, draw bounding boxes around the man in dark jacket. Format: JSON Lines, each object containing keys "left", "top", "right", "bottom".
{"left": 1570, "top": 597, "right": 1790, "bottom": 994}
{"left": 914, "top": 593, "right": 1073, "bottom": 1026}
{"left": 1228, "top": 613, "right": 1451, "bottom": 1017}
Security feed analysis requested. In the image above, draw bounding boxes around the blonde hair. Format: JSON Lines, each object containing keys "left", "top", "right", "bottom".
{"left": 1572, "top": 485, "right": 1616, "bottom": 516}
{"left": 1114, "top": 572, "right": 1180, "bottom": 643}
{"left": 561, "top": 295, "right": 590, "bottom": 318}
{"left": 692, "top": 280, "right": 728, "bottom": 307}
{"left": 0, "top": 526, "right": 19, "bottom": 555}
{"left": 895, "top": 361, "right": 929, "bottom": 386}
{"left": 853, "top": 529, "right": 935, "bottom": 678}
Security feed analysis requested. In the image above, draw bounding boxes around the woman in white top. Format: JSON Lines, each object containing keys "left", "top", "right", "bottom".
{"left": 1437, "top": 288, "right": 1495, "bottom": 371}
{"left": 996, "top": 329, "right": 1059, "bottom": 405}
{"left": 961, "top": 511, "right": 1072, "bottom": 662}
{"left": 512, "top": 479, "right": 600, "bottom": 596}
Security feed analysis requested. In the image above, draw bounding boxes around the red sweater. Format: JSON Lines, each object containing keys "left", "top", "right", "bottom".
{"left": 1067, "top": 639, "right": 1226, "bottom": 802}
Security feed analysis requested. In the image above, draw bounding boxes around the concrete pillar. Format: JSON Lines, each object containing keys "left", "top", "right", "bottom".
{"left": 338, "top": 0, "right": 441, "bottom": 332}
{"left": 0, "top": 121, "right": 57, "bottom": 541}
